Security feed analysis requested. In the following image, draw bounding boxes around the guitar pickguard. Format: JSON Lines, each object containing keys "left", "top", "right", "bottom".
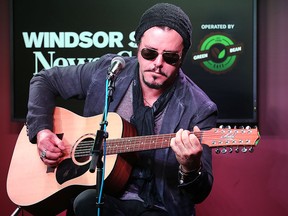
{"left": 56, "top": 158, "right": 90, "bottom": 184}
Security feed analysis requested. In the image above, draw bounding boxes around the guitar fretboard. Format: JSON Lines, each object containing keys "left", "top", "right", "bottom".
{"left": 106, "top": 133, "right": 175, "bottom": 154}
{"left": 73, "top": 128, "right": 259, "bottom": 158}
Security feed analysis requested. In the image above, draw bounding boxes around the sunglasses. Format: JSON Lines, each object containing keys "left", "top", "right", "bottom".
{"left": 141, "top": 48, "right": 181, "bottom": 65}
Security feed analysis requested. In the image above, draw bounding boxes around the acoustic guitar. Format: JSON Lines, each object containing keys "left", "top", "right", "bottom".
{"left": 7, "top": 107, "right": 260, "bottom": 215}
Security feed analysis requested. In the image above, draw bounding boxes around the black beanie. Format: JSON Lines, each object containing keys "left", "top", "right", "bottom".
{"left": 135, "top": 3, "right": 192, "bottom": 53}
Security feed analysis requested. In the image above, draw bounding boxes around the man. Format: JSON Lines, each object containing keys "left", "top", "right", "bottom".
{"left": 26, "top": 3, "right": 218, "bottom": 216}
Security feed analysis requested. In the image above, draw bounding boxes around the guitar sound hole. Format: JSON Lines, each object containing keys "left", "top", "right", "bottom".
{"left": 74, "top": 137, "right": 93, "bottom": 163}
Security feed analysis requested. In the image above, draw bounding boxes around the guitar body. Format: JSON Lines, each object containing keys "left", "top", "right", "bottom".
{"left": 7, "top": 107, "right": 136, "bottom": 215}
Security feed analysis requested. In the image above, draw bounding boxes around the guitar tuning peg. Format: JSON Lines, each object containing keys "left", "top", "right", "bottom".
{"left": 241, "top": 146, "right": 248, "bottom": 153}
{"left": 215, "top": 148, "right": 220, "bottom": 154}
{"left": 219, "top": 125, "right": 224, "bottom": 129}
{"left": 229, "top": 147, "right": 233, "bottom": 153}
{"left": 226, "top": 125, "right": 231, "bottom": 129}
{"left": 235, "top": 146, "right": 240, "bottom": 153}
{"left": 233, "top": 125, "right": 237, "bottom": 129}
{"left": 239, "top": 126, "right": 244, "bottom": 129}
{"left": 221, "top": 147, "right": 227, "bottom": 154}
{"left": 248, "top": 146, "right": 254, "bottom": 153}
{"left": 245, "top": 126, "right": 251, "bottom": 129}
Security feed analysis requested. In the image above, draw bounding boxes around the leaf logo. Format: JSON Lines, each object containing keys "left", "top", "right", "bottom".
{"left": 192, "top": 33, "right": 243, "bottom": 74}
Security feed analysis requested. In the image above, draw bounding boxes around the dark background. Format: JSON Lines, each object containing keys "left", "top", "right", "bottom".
{"left": 11, "top": 0, "right": 257, "bottom": 124}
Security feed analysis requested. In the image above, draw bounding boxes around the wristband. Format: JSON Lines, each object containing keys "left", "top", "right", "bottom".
{"left": 178, "top": 163, "right": 202, "bottom": 184}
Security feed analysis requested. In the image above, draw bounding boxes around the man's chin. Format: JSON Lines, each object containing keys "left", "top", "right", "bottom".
{"left": 143, "top": 79, "right": 163, "bottom": 89}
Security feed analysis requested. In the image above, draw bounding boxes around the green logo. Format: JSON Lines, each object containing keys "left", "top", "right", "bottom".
{"left": 192, "top": 33, "right": 243, "bottom": 74}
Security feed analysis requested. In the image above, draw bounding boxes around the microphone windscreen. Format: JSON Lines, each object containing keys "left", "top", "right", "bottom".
{"left": 112, "top": 56, "right": 126, "bottom": 69}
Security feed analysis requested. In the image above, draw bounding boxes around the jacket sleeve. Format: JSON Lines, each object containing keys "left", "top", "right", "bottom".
{"left": 178, "top": 100, "right": 218, "bottom": 203}
{"left": 26, "top": 55, "right": 111, "bottom": 143}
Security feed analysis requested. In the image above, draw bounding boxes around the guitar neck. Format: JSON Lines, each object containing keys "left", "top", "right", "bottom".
{"left": 105, "top": 127, "right": 259, "bottom": 155}
{"left": 106, "top": 133, "right": 174, "bottom": 154}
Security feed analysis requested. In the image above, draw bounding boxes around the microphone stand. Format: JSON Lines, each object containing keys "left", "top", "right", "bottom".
{"left": 89, "top": 68, "right": 117, "bottom": 216}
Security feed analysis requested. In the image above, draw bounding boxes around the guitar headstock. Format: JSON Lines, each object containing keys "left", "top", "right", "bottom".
{"left": 200, "top": 126, "right": 260, "bottom": 154}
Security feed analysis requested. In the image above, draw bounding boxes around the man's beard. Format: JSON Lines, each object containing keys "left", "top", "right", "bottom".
{"left": 142, "top": 71, "right": 178, "bottom": 90}
{"left": 143, "top": 76, "right": 163, "bottom": 89}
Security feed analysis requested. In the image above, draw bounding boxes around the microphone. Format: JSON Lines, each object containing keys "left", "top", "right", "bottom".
{"left": 107, "top": 56, "right": 125, "bottom": 79}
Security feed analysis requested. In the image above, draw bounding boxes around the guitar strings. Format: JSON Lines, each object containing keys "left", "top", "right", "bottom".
{"left": 71, "top": 130, "right": 256, "bottom": 158}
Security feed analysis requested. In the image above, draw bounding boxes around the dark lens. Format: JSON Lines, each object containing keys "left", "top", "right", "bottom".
{"left": 141, "top": 48, "right": 158, "bottom": 60}
{"left": 162, "top": 52, "right": 180, "bottom": 65}
{"left": 141, "top": 48, "right": 180, "bottom": 65}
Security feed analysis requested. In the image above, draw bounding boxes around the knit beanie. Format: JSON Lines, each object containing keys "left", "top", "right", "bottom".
{"left": 135, "top": 3, "right": 192, "bottom": 53}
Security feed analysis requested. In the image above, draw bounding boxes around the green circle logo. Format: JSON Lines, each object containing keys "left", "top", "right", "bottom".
{"left": 192, "top": 33, "right": 243, "bottom": 74}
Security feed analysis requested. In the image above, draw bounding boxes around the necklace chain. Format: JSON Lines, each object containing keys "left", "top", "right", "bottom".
{"left": 143, "top": 98, "right": 152, "bottom": 107}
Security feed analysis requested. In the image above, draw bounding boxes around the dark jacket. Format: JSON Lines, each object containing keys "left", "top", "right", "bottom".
{"left": 27, "top": 54, "right": 218, "bottom": 216}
